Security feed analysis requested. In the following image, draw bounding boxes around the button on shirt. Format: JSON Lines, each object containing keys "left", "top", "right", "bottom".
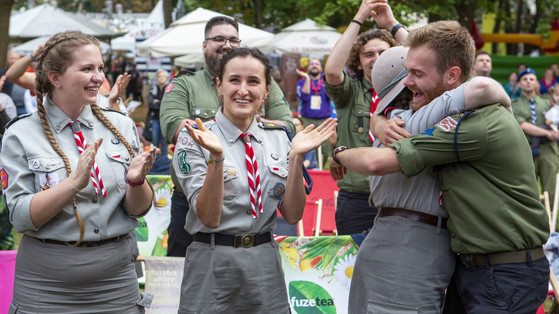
{"left": 173, "top": 110, "right": 290, "bottom": 234}
{"left": 1, "top": 97, "right": 144, "bottom": 242}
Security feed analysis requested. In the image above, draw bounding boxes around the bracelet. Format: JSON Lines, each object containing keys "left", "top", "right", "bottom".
{"left": 208, "top": 155, "right": 225, "bottom": 164}
{"left": 351, "top": 19, "right": 363, "bottom": 27}
{"left": 29, "top": 52, "right": 36, "bottom": 62}
{"left": 390, "top": 23, "right": 405, "bottom": 37}
{"left": 124, "top": 169, "right": 145, "bottom": 187}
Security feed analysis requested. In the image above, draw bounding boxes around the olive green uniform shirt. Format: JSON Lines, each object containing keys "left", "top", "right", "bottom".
{"left": 512, "top": 94, "right": 558, "bottom": 149}
{"left": 160, "top": 67, "right": 294, "bottom": 194}
{"left": 391, "top": 104, "right": 549, "bottom": 255}
{"left": 324, "top": 73, "right": 372, "bottom": 193}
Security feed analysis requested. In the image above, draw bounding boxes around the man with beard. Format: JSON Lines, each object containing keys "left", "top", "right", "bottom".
{"left": 160, "top": 16, "right": 294, "bottom": 257}
{"left": 335, "top": 19, "right": 550, "bottom": 314}
{"left": 296, "top": 58, "right": 332, "bottom": 166}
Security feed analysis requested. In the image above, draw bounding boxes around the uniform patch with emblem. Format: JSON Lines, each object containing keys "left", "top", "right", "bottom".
{"left": 435, "top": 117, "right": 458, "bottom": 132}
{"left": 273, "top": 183, "right": 285, "bottom": 198}
{"left": 165, "top": 83, "right": 174, "bottom": 94}
{"left": 423, "top": 127, "right": 435, "bottom": 136}
{"left": 40, "top": 172, "right": 59, "bottom": 190}
{"left": 32, "top": 160, "right": 40, "bottom": 169}
{"left": 0, "top": 169, "right": 8, "bottom": 189}
{"left": 177, "top": 151, "right": 191, "bottom": 175}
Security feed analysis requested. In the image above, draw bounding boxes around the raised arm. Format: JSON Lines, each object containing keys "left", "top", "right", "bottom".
{"left": 370, "top": 0, "right": 409, "bottom": 43}
{"left": 6, "top": 44, "right": 43, "bottom": 90}
{"left": 464, "top": 76, "right": 512, "bottom": 111}
{"left": 324, "top": 0, "right": 375, "bottom": 86}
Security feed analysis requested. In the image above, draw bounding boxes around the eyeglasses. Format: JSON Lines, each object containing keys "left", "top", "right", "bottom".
{"left": 205, "top": 36, "right": 242, "bottom": 47}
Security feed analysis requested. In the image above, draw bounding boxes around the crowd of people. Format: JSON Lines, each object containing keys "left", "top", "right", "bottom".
{"left": 0, "top": 0, "right": 555, "bottom": 312}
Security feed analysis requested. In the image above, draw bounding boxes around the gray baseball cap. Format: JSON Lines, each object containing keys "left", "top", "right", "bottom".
{"left": 372, "top": 46, "right": 409, "bottom": 115}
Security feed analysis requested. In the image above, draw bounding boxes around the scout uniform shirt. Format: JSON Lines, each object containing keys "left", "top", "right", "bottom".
{"left": 173, "top": 110, "right": 290, "bottom": 234}
{"left": 160, "top": 67, "right": 295, "bottom": 196}
{"left": 1, "top": 98, "right": 144, "bottom": 242}
{"left": 371, "top": 84, "right": 468, "bottom": 217}
{"left": 324, "top": 72, "right": 373, "bottom": 193}
{"left": 512, "top": 94, "right": 558, "bottom": 150}
{"left": 391, "top": 104, "right": 549, "bottom": 255}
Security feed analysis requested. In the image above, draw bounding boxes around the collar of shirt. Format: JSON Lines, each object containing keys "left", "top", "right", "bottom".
{"left": 214, "top": 109, "right": 264, "bottom": 146}
{"left": 202, "top": 67, "right": 217, "bottom": 86}
{"left": 44, "top": 97, "right": 95, "bottom": 134}
{"left": 361, "top": 76, "right": 373, "bottom": 94}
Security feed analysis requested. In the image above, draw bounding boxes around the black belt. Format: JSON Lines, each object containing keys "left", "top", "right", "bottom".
{"left": 459, "top": 247, "right": 545, "bottom": 267}
{"left": 194, "top": 232, "right": 272, "bottom": 248}
{"left": 39, "top": 235, "right": 127, "bottom": 247}
{"left": 379, "top": 207, "right": 447, "bottom": 229}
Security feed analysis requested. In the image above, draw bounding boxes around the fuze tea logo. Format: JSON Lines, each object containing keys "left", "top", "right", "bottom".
{"left": 289, "top": 281, "right": 336, "bottom": 314}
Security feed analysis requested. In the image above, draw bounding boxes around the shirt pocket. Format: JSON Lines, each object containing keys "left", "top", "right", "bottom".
{"left": 27, "top": 157, "right": 67, "bottom": 192}
{"left": 222, "top": 164, "right": 240, "bottom": 201}
{"left": 267, "top": 164, "right": 288, "bottom": 199}
{"left": 191, "top": 107, "right": 219, "bottom": 120}
{"left": 106, "top": 149, "right": 132, "bottom": 189}
{"left": 350, "top": 109, "right": 371, "bottom": 143}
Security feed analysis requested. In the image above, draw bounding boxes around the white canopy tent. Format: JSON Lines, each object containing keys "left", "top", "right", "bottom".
{"left": 140, "top": 7, "right": 274, "bottom": 57}
{"left": 9, "top": 4, "right": 118, "bottom": 39}
{"left": 271, "top": 19, "right": 341, "bottom": 59}
{"left": 12, "top": 36, "right": 111, "bottom": 55}
{"left": 112, "top": 0, "right": 165, "bottom": 53}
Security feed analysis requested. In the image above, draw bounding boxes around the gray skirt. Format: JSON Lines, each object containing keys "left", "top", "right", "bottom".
{"left": 9, "top": 233, "right": 151, "bottom": 314}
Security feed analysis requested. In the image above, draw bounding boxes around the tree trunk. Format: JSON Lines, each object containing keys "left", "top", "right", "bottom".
{"left": 252, "top": 0, "right": 264, "bottom": 28}
{"left": 0, "top": 0, "right": 15, "bottom": 70}
{"left": 455, "top": 0, "right": 476, "bottom": 30}
{"left": 492, "top": 0, "right": 506, "bottom": 53}
{"left": 163, "top": 0, "right": 172, "bottom": 29}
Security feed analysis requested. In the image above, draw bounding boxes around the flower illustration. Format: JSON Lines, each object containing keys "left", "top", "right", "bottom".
{"left": 333, "top": 254, "right": 356, "bottom": 289}
{"left": 153, "top": 188, "right": 171, "bottom": 214}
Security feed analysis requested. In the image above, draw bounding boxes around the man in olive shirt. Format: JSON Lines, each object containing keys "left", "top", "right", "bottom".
{"left": 323, "top": 0, "right": 397, "bottom": 234}
{"left": 512, "top": 68, "right": 559, "bottom": 208}
{"left": 160, "top": 16, "right": 294, "bottom": 256}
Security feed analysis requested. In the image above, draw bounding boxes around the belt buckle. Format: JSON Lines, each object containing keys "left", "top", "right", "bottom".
{"left": 461, "top": 254, "right": 475, "bottom": 267}
{"left": 235, "top": 234, "right": 255, "bottom": 248}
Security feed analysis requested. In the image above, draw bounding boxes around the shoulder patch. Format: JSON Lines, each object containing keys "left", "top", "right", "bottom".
{"left": 260, "top": 122, "right": 286, "bottom": 130}
{"left": 5, "top": 113, "right": 32, "bottom": 130}
{"left": 435, "top": 116, "right": 458, "bottom": 132}
{"left": 99, "top": 107, "right": 127, "bottom": 116}
{"left": 165, "top": 83, "right": 174, "bottom": 94}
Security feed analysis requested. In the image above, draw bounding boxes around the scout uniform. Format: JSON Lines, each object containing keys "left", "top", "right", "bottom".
{"left": 173, "top": 110, "right": 290, "bottom": 313}
{"left": 391, "top": 104, "right": 550, "bottom": 313}
{"left": 324, "top": 72, "right": 378, "bottom": 234}
{"left": 160, "top": 68, "right": 294, "bottom": 256}
{"left": 350, "top": 85, "right": 470, "bottom": 313}
{"left": 1, "top": 98, "right": 151, "bottom": 313}
{"left": 512, "top": 94, "right": 559, "bottom": 207}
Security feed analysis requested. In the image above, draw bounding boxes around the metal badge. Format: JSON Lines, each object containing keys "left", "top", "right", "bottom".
{"left": 271, "top": 153, "right": 278, "bottom": 160}
{"left": 32, "top": 160, "right": 40, "bottom": 169}
{"left": 71, "top": 122, "right": 81, "bottom": 133}
{"left": 111, "top": 137, "right": 120, "bottom": 145}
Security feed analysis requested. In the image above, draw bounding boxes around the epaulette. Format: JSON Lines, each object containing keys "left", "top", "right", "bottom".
{"left": 5, "top": 113, "right": 32, "bottom": 130}
{"left": 174, "top": 69, "right": 195, "bottom": 79}
{"left": 259, "top": 122, "right": 286, "bottom": 130}
{"left": 99, "top": 107, "right": 127, "bottom": 116}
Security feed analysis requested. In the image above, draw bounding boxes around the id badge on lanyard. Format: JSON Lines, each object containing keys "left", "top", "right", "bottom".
{"left": 310, "top": 95, "right": 322, "bottom": 110}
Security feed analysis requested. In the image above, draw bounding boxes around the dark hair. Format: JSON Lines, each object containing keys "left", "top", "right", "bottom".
{"left": 205, "top": 16, "right": 239, "bottom": 38}
{"left": 475, "top": 50, "right": 490, "bottom": 59}
{"left": 407, "top": 21, "right": 474, "bottom": 83}
{"left": 218, "top": 47, "right": 272, "bottom": 87}
{"left": 347, "top": 29, "right": 395, "bottom": 79}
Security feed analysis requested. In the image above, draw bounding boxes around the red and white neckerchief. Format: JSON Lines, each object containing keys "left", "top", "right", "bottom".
{"left": 310, "top": 75, "right": 324, "bottom": 95}
{"left": 69, "top": 121, "right": 106, "bottom": 197}
{"left": 240, "top": 133, "right": 262, "bottom": 219}
{"left": 368, "top": 87, "right": 379, "bottom": 143}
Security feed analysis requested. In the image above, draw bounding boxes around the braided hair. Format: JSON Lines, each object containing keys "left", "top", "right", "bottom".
{"left": 35, "top": 31, "right": 153, "bottom": 245}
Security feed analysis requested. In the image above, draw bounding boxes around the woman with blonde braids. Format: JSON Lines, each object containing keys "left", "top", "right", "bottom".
{"left": 1, "top": 30, "right": 156, "bottom": 313}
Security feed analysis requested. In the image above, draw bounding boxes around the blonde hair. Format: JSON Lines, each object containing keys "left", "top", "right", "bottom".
{"left": 35, "top": 31, "right": 154, "bottom": 245}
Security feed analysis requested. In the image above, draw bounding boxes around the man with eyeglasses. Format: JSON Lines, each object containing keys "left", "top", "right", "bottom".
{"left": 160, "top": 16, "right": 295, "bottom": 257}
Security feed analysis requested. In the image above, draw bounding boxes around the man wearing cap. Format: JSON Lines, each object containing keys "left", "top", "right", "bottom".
{"left": 160, "top": 16, "right": 294, "bottom": 257}
{"left": 335, "top": 20, "right": 550, "bottom": 313}
{"left": 512, "top": 67, "right": 559, "bottom": 208}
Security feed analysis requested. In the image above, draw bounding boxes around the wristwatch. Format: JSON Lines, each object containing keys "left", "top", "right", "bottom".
{"left": 332, "top": 146, "right": 348, "bottom": 165}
